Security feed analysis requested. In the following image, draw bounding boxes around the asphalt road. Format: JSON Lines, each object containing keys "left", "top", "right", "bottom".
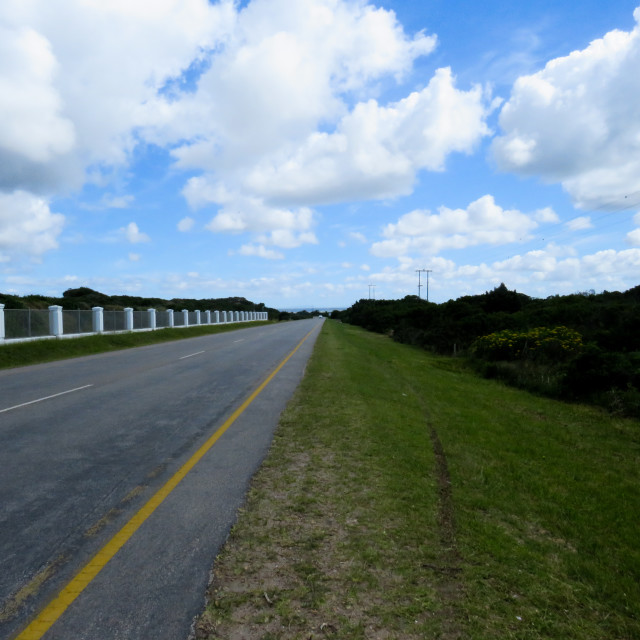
{"left": 0, "top": 318, "right": 323, "bottom": 639}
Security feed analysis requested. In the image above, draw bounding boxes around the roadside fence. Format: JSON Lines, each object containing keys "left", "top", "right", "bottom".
{"left": 0, "top": 304, "right": 268, "bottom": 344}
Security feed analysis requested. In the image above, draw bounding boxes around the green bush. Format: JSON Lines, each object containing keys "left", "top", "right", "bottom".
{"left": 471, "top": 326, "right": 583, "bottom": 363}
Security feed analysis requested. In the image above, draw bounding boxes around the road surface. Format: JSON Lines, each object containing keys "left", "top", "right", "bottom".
{"left": 0, "top": 318, "right": 322, "bottom": 639}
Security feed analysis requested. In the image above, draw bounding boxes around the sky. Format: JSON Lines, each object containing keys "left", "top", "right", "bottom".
{"left": 1, "top": 0, "right": 640, "bottom": 309}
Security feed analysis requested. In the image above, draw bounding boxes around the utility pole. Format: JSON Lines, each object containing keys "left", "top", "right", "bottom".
{"left": 368, "top": 284, "right": 376, "bottom": 299}
{"left": 415, "top": 269, "right": 432, "bottom": 301}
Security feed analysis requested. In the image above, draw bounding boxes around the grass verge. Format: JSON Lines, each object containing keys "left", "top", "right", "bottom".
{"left": 193, "top": 320, "right": 640, "bottom": 639}
{"left": 0, "top": 321, "right": 271, "bottom": 370}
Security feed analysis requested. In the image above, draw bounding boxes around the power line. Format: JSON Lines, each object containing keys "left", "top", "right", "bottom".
{"left": 415, "top": 269, "right": 432, "bottom": 301}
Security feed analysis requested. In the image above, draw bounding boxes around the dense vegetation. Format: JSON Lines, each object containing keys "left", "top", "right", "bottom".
{"left": 333, "top": 284, "right": 640, "bottom": 416}
{"left": 0, "top": 287, "right": 326, "bottom": 323}
{"left": 0, "top": 287, "right": 282, "bottom": 318}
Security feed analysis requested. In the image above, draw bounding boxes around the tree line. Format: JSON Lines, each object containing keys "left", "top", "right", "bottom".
{"left": 0, "top": 287, "right": 280, "bottom": 318}
{"left": 332, "top": 284, "right": 640, "bottom": 417}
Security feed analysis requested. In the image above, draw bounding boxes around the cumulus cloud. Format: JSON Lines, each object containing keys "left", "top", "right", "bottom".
{"left": 167, "top": 0, "right": 436, "bottom": 167}
{"left": 162, "top": 0, "right": 461, "bottom": 248}
{"left": 0, "top": 0, "right": 232, "bottom": 194}
{"left": 625, "top": 212, "right": 640, "bottom": 246}
{"left": 370, "top": 244, "right": 640, "bottom": 300}
{"left": 257, "top": 229, "right": 318, "bottom": 249}
{"left": 371, "top": 195, "right": 541, "bottom": 258}
{"left": 238, "top": 244, "right": 284, "bottom": 260}
{"left": 0, "top": 190, "right": 65, "bottom": 260}
{"left": 349, "top": 232, "right": 367, "bottom": 243}
{"left": 0, "top": 0, "right": 494, "bottom": 259}
{"left": 493, "top": 7, "right": 640, "bottom": 210}
{"left": 242, "top": 68, "right": 491, "bottom": 206}
{"left": 0, "top": 25, "right": 75, "bottom": 164}
{"left": 188, "top": 180, "right": 319, "bottom": 248}
{"left": 626, "top": 229, "right": 640, "bottom": 246}
{"left": 177, "top": 216, "right": 195, "bottom": 232}
{"left": 566, "top": 216, "right": 592, "bottom": 231}
{"left": 121, "top": 222, "right": 150, "bottom": 244}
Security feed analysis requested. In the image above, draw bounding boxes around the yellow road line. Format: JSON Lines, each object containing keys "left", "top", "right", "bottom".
{"left": 15, "top": 323, "right": 319, "bottom": 640}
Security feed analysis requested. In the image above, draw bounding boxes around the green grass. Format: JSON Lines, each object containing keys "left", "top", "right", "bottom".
{"left": 0, "top": 321, "right": 271, "bottom": 370}
{"left": 195, "top": 320, "right": 640, "bottom": 639}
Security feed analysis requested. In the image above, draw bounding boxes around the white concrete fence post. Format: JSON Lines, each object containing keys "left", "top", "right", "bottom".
{"left": 92, "top": 307, "right": 103, "bottom": 333}
{"left": 0, "top": 303, "right": 267, "bottom": 343}
{"left": 124, "top": 308, "right": 134, "bottom": 331}
{"left": 48, "top": 305, "right": 63, "bottom": 337}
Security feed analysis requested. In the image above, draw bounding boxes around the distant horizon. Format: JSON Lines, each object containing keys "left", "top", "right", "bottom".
{"left": 4, "top": 281, "right": 638, "bottom": 316}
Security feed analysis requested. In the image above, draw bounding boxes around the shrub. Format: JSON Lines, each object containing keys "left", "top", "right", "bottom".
{"left": 471, "top": 326, "right": 583, "bottom": 363}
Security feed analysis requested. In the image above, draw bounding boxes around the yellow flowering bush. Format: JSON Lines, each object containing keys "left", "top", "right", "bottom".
{"left": 472, "top": 326, "right": 583, "bottom": 362}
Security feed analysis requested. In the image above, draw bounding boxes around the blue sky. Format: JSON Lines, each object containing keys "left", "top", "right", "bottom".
{"left": 1, "top": 0, "right": 640, "bottom": 309}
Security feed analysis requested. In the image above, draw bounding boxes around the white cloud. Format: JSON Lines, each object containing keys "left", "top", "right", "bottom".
{"left": 102, "top": 194, "right": 134, "bottom": 209}
{"left": 160, "top": 0, "right": 453, "bottom": 247}
{"left": 128, "top": 252, "right": 140, "bottom": 261}
{"left": 625, "top": 215, "right": 640, "bottom": 245}
{"left": 534, "top": 206, "right": 559, "bottom": 223}
{"left": 627, "top": 229, "right": 640, "bottom": 246}
{"left": 0, "top": 25, "right": 75, "bottom": 164}
{"left": 166, "top": 0, "right": 436, "bottom": 166}
{"left": 493, "top": 7, "right": 640, "bottom": 210}
{"left": 177, "top": 216, "right": 195, "bottom": 232}
{"left": 188, "top": 182, "right": 318, "bottom": 247}
{"left": 349, "top": 231, "right": 367, "bottom": 243}
{"left": 243, "top": 68, "right": 492, "bottom": 206}
{"left": 0, "top": 190, "right": 65, "bottom": 260}
{"left": 566, "top": 216, "right": 592, "bottom": 231}
{"left": 0, "top": 0, "right": 233, "bottom": 194}
{"left": 371, "top": 195, "right": 540, "bottom": 258}
{"left": 238, "top": 244, "right": 284, "bottom": 260}
{"left": 0, "top": 0, "right": 493, "bottom": 261}
{"left": 369, "top": 245, "right": 640, "bottom": 301}
{"left": 257, "top": 229, "right": 318, "bottom": 249}
{"left": 121, "top": 222, "right": 150, "bottom": 244}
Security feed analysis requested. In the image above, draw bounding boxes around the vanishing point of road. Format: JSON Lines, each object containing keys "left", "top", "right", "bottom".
{"left": 0, "top": 318, "right": 323, "bottom": 639}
